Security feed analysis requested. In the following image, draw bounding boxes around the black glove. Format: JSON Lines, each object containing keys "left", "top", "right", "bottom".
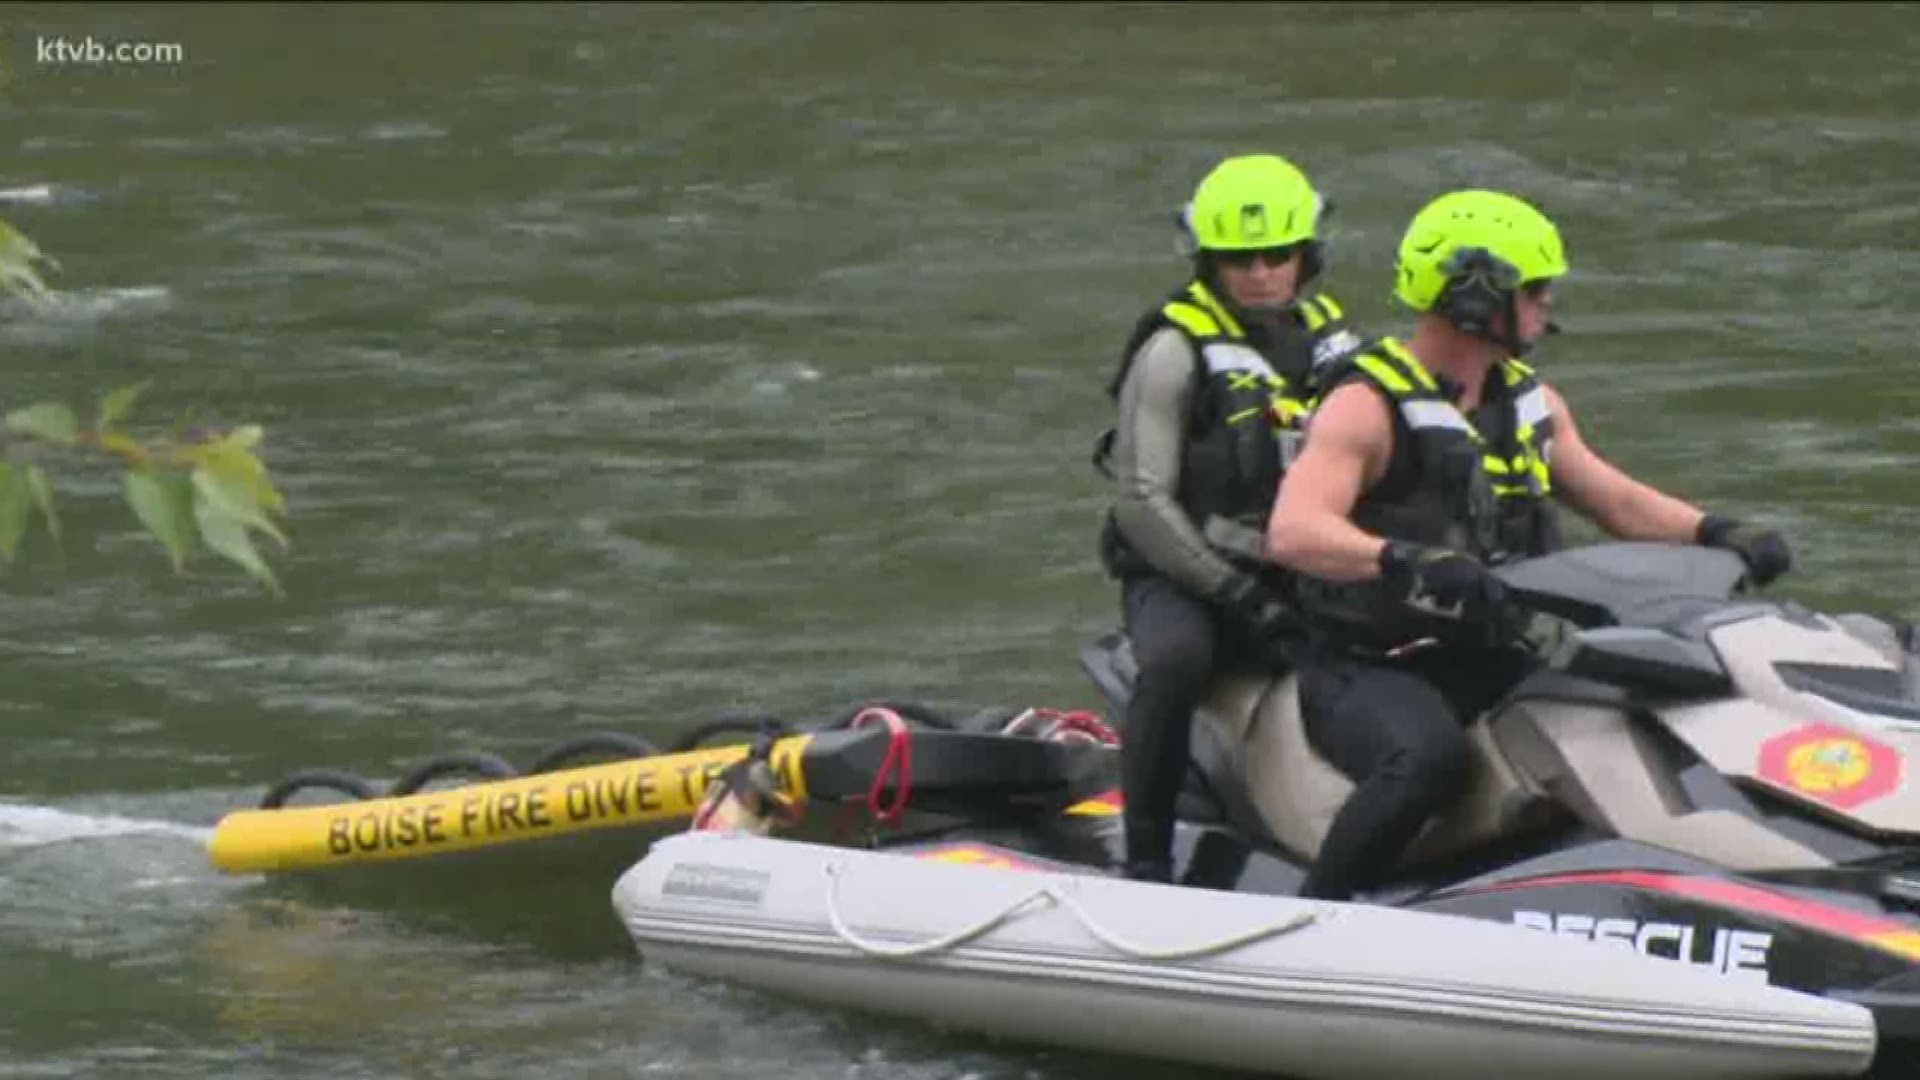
{"left": 1213, "top": 573, "right": 1297, "bottom": 642}
{"left": 1697, "top": 513, "right": 1792, "bottom": 587}
{"left": 1379, "top": 541, "right": 1510, "bottom": 627}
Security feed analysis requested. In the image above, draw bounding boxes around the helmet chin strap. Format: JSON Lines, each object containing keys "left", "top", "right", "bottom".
{"left": 1500, "top": 293, "right": 1551, "bottom": 359}
{"left": 1500, "top": 328, "right": 1536, "bottom": 359}
{"left": 1496, "top": 284, "right": 1564, "bottom": 358}
{"left": 1490, "top": 330, "right": 1535, "bottom": 360}
{"left": 1455, "top": 289, "right": 1536, "bottom": 360}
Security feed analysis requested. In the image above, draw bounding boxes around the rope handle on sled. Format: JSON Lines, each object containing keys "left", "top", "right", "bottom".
{"left": 821, "top": 862, "right": 1318, "bottom": 962}
{"left": 847, "top": 707, "right": 913, "bottom": 827}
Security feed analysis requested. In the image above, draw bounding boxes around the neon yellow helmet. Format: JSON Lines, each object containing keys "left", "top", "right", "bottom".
{"left": 1184, "top": 154, "right": 1325, "bottom": 252}
{"left": 1393, "top": 190, "right": 1568, "bottom": 316}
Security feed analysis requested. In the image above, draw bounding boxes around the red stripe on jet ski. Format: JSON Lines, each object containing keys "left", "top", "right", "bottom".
{"left": 1457, "top": 870, "right": 1920, "bottom": 955}
{"left": 1063, "top": 788, "right": 1122, "bottom": 815}
{"left": 907, "top": 842, "right": 1049, "bottom": 872}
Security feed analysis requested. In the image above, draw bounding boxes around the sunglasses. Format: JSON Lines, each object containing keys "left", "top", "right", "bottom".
{"left": 1215, "top": 244, "right": 1302, "bottom": 270}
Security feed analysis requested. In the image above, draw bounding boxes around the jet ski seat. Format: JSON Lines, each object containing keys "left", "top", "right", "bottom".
{"left": 1199, "top": 666, "right": 1557, "bottom": 869}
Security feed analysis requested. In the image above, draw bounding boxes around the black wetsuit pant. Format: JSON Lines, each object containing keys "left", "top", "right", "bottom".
{"left": 1118, "top": 572, "right": 1261, "bottom": 883}
{"left": 1295, "top": 643, "right": 1534, "bottom": 901}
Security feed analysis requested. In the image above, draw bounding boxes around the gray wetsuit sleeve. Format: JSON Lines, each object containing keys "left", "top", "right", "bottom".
{"left": 1109, "top": 328, "right": 1239, "bottom": 600}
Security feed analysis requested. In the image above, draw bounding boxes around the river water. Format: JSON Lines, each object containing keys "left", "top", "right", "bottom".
{"left": 3, "top": 3, "right": 1918, "bottom": 1078}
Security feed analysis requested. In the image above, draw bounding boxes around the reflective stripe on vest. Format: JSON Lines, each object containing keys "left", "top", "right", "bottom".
{"left": 1157, "top": 281, "right": 1306, "bottom": 430}
{"left": 1302, "top": 294, "right": 1364, "bottom": 374}
{"left": 1298, "top": 294, "right": 1343, "bottom": 330}
{"left": 1160, "top": 282, "right": 1248, "bottom": 349}
{"left": 1201, "top": 342, "right": 1279, "bottom": 378}
{"left": 1500, "top": 359, "right": 1553, "bottom": 496}
{"left": 1355, "top": 341, "right": 1553, "bottom": 499}
{"left": 1361, "top": 340, "right": 1460, "bottom": 434}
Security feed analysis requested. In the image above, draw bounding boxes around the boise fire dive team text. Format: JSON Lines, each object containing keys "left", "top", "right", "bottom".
{"left": 321, "top": 741, "right": 809, "bottom": 857}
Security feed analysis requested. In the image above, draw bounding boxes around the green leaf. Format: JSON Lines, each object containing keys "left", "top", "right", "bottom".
{"left": 97, "top": 382, "right": 150, "bottom": 434}
{"left": 195, "top": 494, "right": 282, "bottom": 597}
{"left": 0, "top": 264, "right": 51, "bottom": 305}
{"left": 26, "top": 464, "right": 59, "bottom": 548}
{"left": 225, "top": 447, "right": 285, "bottom": 516}
{"left": 0, "top": 218, "right": 51, "bottom": 266}
{"left": 124, "top": 468, "right": 197, "bottom": 572}
{"left": 192, "top": 463, "right": 289, "bottom": 549}
{"left": 0, "top": 463, "right": 31, "bottom": 561}
{"left": 4, "top": 402, "right": 79, "bottom": 445}
{"left": 0, "top": 218, "right": 56, "bottom": 305}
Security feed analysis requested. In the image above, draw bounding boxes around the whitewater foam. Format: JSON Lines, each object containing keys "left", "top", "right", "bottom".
{"left": 0, "top": 803, "right": 212, "bottom": 850}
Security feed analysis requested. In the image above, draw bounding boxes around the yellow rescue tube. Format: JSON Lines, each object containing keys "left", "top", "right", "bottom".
{"left": 208, "top": 734, "right": 814, "bottom": 874}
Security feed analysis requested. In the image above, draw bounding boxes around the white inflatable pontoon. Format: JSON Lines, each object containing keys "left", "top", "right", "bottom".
{"left": 612, "top": 832, "right": 1878, "bottom": 1080}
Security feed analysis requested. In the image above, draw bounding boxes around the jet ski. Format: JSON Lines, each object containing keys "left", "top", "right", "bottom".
{"left": 1020, "top": 541, "right": 1920, "bottom": 1076}
{"left": 611, "top": 541, "right": 1911, "bottom": 1077}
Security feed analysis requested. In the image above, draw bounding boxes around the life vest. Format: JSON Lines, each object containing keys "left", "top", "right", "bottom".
{"left": 1096, "top": 280, "right": 1361, "bottom": 579}
{"left": 1294, "top": 337, "right": 1562, "bottom": 649}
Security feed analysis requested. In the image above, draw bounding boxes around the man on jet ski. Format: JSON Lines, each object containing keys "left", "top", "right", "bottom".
{"left": 1095, "top": 153, "right": 1368, "bottom": 884}
{"left": 1265, "top": 189, "right": 1793, "bottom": 902}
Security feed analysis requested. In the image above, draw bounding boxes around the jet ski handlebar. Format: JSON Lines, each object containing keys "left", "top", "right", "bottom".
{"left": 1491, "top": 542, "right": 1752, "bottom": 632}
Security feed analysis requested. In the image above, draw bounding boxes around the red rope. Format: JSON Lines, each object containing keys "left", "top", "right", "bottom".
{"left": 848, "top": 705, "right": 912, "bottom": 827}
{"left": 1030, "top": 707, "right": 1121, "bottom": 747}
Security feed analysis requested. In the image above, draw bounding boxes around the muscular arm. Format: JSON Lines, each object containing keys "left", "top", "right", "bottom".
{"left": 1110, "top": 329, "right": 1241, "bottom": 598}
{"left": 1544, "top": 385, "right": 1707, "bottom": 542}
{"left": 1264, "top": 382, "right": 1395, "bottom": 582}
